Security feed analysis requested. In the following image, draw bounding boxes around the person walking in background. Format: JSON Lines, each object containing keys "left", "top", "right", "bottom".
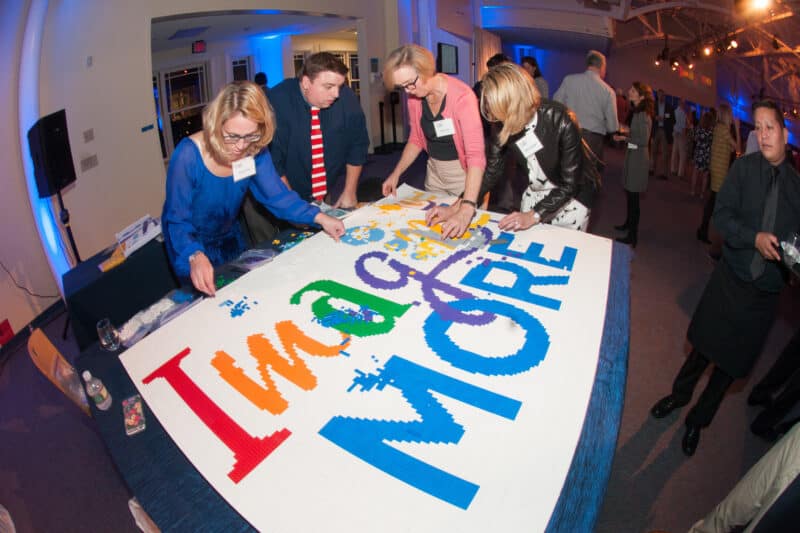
{"left": 670, "top": 98, "right": 689, "bottom": 179}
{"left": 553, "top": 50, "right": 618, "bottom": 176}
{"left": 650, "top": 100, "right": 800, "bottom": 457}
{"left": 520, "top": 56, "right": 549, "bottom": 99}
{"left": 381, "top": 44, "right": 485, "bottom": 239}
{"left": 690, "top": 110, "right": 715, "bottom": 198}
{"left": 478, "top": 63, "right": 599, "bottom": 232}
{"left": 697, "top": 103, "right": 740, "bottom": 247}
{"left": 650, "top": 89, "right": 675, "bottom": 179}
{"left": 613, "top": 82, "right": 654, "bottom": 248}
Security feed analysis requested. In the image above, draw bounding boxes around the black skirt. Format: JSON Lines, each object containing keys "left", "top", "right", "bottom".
{"left": 687, "top": 260, "right": 780, "bottom": 378}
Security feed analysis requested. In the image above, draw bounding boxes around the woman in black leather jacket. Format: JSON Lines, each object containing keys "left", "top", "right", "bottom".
{"left": 478, "top": 63, "right": 599, "bottom": 232}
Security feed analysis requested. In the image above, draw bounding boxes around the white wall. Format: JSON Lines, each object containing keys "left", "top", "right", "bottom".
{"left": 2, "top": 0, "right": 394, "bottom": 332}
{"left": 0, "top": 0, "right": 62, "bottom": 335}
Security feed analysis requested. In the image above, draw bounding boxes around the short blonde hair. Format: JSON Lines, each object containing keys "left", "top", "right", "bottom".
{"left": 202, "top": 81, "right": 274, "bottom": 162}
{"left": 480, "top": 63, "right": 541, "bottom": 145}
{"left": 383, "top": 44, "right": 435, "bottom": 89}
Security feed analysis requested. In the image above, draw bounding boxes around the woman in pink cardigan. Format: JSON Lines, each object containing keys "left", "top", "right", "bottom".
{"left": 382, "top": 44, "right": 485, "bottom": 239}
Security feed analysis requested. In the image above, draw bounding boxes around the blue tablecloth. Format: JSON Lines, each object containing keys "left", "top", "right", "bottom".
{"left": 77, "top": 242, "right": 631, "bottom": 532}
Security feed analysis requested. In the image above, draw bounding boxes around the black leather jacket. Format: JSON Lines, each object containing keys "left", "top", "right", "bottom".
{"left": 479, "top": 100, "right": 600, "bottom": 222}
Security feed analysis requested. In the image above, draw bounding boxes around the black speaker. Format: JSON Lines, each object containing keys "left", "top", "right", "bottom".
{"left": 28, "top": 109, "right": 77, "bottom": 198}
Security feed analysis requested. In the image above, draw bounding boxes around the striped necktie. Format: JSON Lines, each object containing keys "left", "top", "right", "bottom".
{"left": 310, "top": 106, "right": 327, "bottom": 202}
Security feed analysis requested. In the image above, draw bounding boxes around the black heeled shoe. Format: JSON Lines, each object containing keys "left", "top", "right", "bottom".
{"left": 614, "top": 222, "right": 629, "bottom": 231}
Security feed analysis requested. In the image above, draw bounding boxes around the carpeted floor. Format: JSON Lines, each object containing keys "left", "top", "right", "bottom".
{"left": 0, "top": 145, "right": 797, "bottom": 532}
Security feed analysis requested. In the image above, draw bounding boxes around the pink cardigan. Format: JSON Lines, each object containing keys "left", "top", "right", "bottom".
{"left": 406, "top": 75, "right": 486, "bottom": 171}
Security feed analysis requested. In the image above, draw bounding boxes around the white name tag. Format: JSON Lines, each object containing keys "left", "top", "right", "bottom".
{"left": 627, "top": 143, "right": 638, "bottom": 150}
{"left": 665, "top": 113, "right": 671, "bottom": 118}
{"left": 433, "top": 118, "right": 455, "bottom": 138}
{"left": 232, "top": 156, "right": 256, "bottom": 182}
{"left": 516, "top": 128, "right": 543, "bottom": 159}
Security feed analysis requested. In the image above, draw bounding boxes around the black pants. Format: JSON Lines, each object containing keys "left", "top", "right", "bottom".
{"left": 751, "top": 327, "right": 800, "bottom": 431}
{"left": 623, "top": 190, "right": 640, "bottom": 237}
{"left": 698, "top": 190, "right": 717, "bottom": 239}
{"left": 672, "top": 349, "right": 734, "bottom": 428}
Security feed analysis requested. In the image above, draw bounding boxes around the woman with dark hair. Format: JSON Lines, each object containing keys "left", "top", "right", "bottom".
{"left": 478, "top": 63, "right": 598, "bottom": 232}
{"left": 520, "top": 56, "right": 548, "bottom": 99}
{"left": 613, "top": 82, "right": 655, "bottom": 247}
{"left": 161, "top": 81, "right": 344, "bottom": 295}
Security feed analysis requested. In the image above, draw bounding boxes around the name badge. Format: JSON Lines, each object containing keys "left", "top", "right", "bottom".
{"left": 665, "top": 113, "right": 671, "bottom": 118}
{"left": 232, "top": 156, "right": 256, "bottom": 182}
{"left": 433, "top": 118, "right": 455, "bottom": 138}
{"left": 627, "top": 143, "right": 638, "bottom": 150}
{"left": 516, "top": 129, "right": 543, "bottom": 159}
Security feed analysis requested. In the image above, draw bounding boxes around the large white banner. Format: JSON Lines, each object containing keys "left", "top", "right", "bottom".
{"left": 121, "top": 186, "right": 613, "bottom": 532}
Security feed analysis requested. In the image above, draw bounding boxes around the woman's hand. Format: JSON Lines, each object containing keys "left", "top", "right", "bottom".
{"left": 382, "top": 173, "right": 400, "bottom": 197}
{"left": 498, "top": 210, "right": 538, "bottom": 232}
{"left": 425, "top": 202, "right": 474, "bottom": 239}
{"left": 189, "top": 252, "right": 216, "bottom": 296}
{"left": 315, "top": 213, "right": 346, "bottom": 241}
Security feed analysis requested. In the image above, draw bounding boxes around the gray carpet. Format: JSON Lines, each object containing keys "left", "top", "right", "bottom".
{"left": 0, "top": 146, "right": 797, "bottom": 532}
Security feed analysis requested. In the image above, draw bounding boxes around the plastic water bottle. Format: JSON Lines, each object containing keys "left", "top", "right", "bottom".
{"left": 82, "top": 370, "right": 112, "bottom": 411}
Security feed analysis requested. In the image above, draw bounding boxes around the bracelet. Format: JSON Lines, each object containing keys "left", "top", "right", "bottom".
{"left": 461, "top": 199, "right": 477, "bottom": 210}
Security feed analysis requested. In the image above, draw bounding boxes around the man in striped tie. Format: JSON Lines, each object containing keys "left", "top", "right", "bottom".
{"left": 269, "top": 52, "right": 369, "bottom": 209}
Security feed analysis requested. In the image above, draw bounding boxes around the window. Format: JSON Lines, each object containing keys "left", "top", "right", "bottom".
{"left": 293, "top": 52, "right": 309, "bottom": 76}
{"left": 349, "top": 53, "right": 360, "bottom": 96}
{"left": 156, "top": 63, "right": 209, "bottom": 157}
{"left": 232, "top": 57, "right": 251, "bottom": 82}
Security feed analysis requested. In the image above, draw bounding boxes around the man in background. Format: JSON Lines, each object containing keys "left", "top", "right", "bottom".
{"left": 553, "top": 50, "right": 618, "bottom": 176}
{"left": 650, "top": 100, "right": 800, "bottom": 457}
{"left": 650, "top": 89, "right": 675, "bottom": 179}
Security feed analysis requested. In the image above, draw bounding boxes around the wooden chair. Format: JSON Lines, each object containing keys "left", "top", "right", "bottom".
{"left": 27, "top": 328, "right": 90, "bottom": 416}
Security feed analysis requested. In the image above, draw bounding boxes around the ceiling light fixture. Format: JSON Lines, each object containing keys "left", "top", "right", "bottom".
{"left": 703, "top": 45, "right": 713, "bottom": 56}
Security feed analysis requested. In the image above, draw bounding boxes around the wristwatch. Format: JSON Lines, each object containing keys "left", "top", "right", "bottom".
{"left": 532, "top": 211, "right": 541, "bottom": 224}
{"left": 188, "top": 250, "right": 202, "bottom": 263}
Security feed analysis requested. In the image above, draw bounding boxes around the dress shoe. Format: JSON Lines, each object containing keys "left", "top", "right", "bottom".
{"left": 613, "top": 222, "right": 629, "bottom": 231}
{"left": 682, "top": 425, "right": 701, "bottom": 456}
{"left": 750, "top": 418, "right": 780, "bottom": 442}
{"left": 650, "top": 395, "right": 686, "bottom": 418}
{"left": 615, "top": 233, "right": 637, "bottom": 248}
{"left": 695, "top": 228, "right": 711, "bottom": 244}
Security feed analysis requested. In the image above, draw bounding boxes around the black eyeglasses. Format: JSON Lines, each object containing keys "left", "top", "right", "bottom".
{"left": 395, "top": 74, "right": 419, "bottom": 92}
{"left": 222, "top": 132, "right": 261, "bottom": 144}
